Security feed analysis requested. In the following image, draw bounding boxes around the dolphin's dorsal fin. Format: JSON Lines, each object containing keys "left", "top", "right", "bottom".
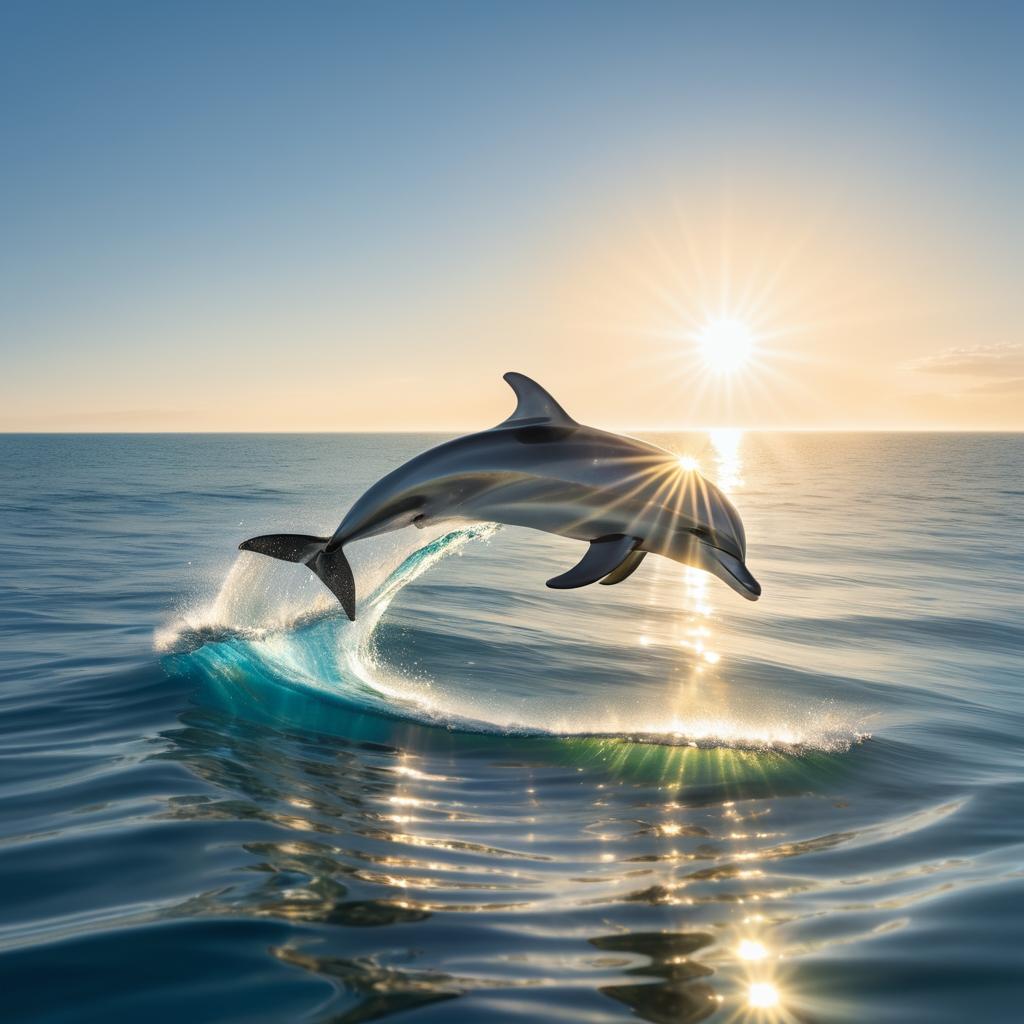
{"left": 500, "top": 372, "right": 576, "bottom": 427}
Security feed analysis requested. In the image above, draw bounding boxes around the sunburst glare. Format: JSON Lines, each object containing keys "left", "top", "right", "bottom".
{"left": 748, "top": 981, "right": 780, "bottom": 1008}
{"left": 737, "top": 938, "right": 769, "bottom": 961}
{"left": 695, "top": 316, "right": 757, "bottom": 375}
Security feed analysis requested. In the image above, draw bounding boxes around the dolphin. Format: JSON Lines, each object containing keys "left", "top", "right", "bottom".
{"left": 239, "top": 372, "right": 760, "bottom": 620}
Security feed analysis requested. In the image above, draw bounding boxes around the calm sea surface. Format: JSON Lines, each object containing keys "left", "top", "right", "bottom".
{"left": 1, "top": 432, "right": 1022, "bottom": 1023}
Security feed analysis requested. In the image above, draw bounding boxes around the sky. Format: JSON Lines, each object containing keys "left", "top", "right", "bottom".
{"left": 1, "top": 0, "right": 1022, "bottom": 431}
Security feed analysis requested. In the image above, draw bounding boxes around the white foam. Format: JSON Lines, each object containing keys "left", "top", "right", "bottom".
{"left": 156, "top": 524, "right": 869, "bottom": 752}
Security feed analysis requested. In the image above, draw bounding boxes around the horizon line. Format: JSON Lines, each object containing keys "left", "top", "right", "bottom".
{"left": 2, "top": 427, "right": 1022, "bottom": 436}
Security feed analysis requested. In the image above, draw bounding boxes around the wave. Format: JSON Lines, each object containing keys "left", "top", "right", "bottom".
{"left": 157, "top": 525, "right": 868, "bottom": 752}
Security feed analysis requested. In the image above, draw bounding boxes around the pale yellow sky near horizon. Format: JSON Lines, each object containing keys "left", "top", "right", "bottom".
{"left": 5, "top": 179, "right": 1022, "bottom": 434}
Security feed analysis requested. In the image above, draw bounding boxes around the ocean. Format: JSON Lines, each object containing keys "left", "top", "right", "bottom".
{"left": 1, "top": 431, "right": 1021, "bottom": 1023}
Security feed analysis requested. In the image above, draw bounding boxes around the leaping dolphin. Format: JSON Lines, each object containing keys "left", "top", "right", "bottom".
{"left": 239, "top": 372, "right": 760, "bottom": 620}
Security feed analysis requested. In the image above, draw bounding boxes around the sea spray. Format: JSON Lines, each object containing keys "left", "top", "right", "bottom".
{"left": 158, "top": 522, "right": 867, "bottom": 751}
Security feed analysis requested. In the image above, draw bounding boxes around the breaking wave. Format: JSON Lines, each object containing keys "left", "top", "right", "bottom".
{"left": 157, "top": 525, "right": 867, "bottom": 753}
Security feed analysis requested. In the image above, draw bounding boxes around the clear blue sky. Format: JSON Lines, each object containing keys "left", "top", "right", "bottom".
{"left": 2, "top": 1, "right": 1021, "bottom": 429}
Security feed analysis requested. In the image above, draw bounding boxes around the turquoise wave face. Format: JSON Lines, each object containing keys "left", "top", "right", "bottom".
{"left": 2, "top": 432, "right": 1023, "bottom": 1023}
{"left": 160, "top": 525, "right": 509, "bottom": 731}
{"left": 160, "top": 521, "right": 867, "bottom": 753}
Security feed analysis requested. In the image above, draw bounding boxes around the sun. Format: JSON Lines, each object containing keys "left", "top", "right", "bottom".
{"left": 695, "top": 317, "right": 756, "bottom": 374}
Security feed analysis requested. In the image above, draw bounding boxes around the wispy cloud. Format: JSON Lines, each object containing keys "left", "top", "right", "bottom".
{"left": 913, "top": 343, "right": 1024, "bottom": 377}
{"left": 968, "top": 377, "right": 1024, "bottom": 395}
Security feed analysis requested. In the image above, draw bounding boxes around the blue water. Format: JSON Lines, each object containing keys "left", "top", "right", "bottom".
{"left": 1, "top": 432, "right": 1022, "bottom": 1023}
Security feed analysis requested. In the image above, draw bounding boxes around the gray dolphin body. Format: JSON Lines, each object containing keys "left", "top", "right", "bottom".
{"left": 240, "top": 372, "right": 760, "bottom": 620}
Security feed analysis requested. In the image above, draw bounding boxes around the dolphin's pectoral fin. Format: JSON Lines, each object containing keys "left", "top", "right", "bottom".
{"left": 599, "top": 549, "right": 647, "bottom": 586}
{"left": 546, "top": 535, "right": 641, "bottom": 589}
{"left": 500, "top": 372, "right": 577, "bottom": 427}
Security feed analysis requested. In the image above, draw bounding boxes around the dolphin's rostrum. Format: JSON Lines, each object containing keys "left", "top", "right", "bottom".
{"left": 240, "top": 373, "right": 760, "bottom": 620}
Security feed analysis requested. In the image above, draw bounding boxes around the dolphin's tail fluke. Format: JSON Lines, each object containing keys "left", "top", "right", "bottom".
{"left": 238, "top": 533, "right": 357, "bottom": 621}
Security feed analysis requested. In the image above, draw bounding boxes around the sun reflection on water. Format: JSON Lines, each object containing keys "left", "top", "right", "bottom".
{"left": 668, "top": 431, "right": 742, "bottom": 717}
{"left": 748, "top": 980, "right": 780, "bottom": 1008}
{"left": 709, "top": 427, "right": 745, "bottom": 494}
{"left": 737, "top": 938, "right": 769, "bottom": 961}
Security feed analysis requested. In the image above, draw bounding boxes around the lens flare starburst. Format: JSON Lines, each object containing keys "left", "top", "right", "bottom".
{"left": 748, "top": 981, "right": 780, "bottom": 1008}
{"left": 696, "top": 317, "right": 757, "bottom": 375}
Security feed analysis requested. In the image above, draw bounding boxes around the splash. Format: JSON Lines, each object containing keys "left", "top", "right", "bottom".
{"left": 157, "top": 525, "right": 867, "bottom": 752}
{"left": 155, "top": 523, "right": 499, "bottom": 655}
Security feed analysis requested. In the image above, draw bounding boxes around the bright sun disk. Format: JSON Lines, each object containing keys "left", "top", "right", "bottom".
{"left": 696, "top": 317, "right": 755, "bottom": 374}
